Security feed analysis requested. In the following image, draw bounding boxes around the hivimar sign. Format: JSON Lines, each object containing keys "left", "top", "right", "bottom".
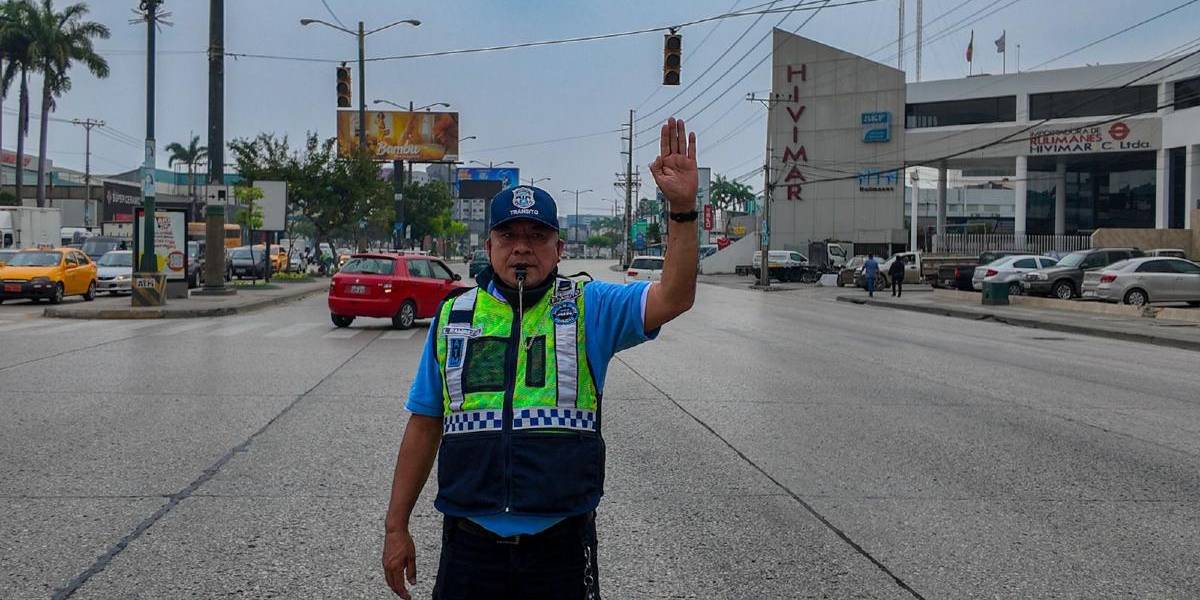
{"left": 1028, "top": 120, "right": 1158, "bottom": 155}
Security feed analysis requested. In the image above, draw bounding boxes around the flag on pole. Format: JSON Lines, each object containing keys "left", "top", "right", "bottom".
{"left": 966, "top": 30, "right": 974, "bottom": 63}
{"left": 995, "top": 30, "right": 1006, "bottom": 53}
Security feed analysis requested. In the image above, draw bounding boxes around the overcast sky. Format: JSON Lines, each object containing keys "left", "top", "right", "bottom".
{"left": 3, "top": 0, "right": 1198, "bottom": 215}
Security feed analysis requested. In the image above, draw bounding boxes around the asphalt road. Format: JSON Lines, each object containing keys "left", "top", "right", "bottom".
{"left": 2, "top": 259, "right": 1198, "bottom": 598}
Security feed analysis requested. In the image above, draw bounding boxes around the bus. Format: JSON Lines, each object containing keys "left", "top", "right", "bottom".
{"left": 187, "top": 222, "right": 242, "bottom": 249}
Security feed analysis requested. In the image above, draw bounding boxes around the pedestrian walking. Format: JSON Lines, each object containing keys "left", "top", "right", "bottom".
{"left": 382, "top": 118, "right": 701, "bottom": 599}
{"left": 889, "top": 255, "right": 906, "bottom": 297}
{"left": 864, "top": 253, "right": 880, "bottom": 298}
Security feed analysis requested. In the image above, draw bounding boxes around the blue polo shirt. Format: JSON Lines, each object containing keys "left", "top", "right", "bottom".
{"left": 405, "top": 279, "right": 658, "bottom": 536}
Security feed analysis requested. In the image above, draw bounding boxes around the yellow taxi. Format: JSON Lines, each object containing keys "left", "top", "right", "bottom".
{"left": 0, "top": 247, "right": 98, "bottom": 304}
{"left": 270, "top": 245, "right": 288, "bottom": 272}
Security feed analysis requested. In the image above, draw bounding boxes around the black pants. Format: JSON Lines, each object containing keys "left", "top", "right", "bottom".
{"left": 892, "top": 278, "right": 903, "bottom": 297}
{"left": 433, "top": 512, "right": 600, "bottom": 599}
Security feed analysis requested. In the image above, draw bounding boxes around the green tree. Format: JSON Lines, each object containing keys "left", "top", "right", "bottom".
{"left": 1, "top": 0, "right": 35, "bottom": 206}
{"left": 233, "top": 184, "right": 263, "bottom": 230}
{"left": 710, "top": 174, "right": 755, "bottom": 213}
{"left": 166, "top": 134, "right": 207, "bottom": 218}
{"left": 26, "top": 0, "right": 110, "bottom": 207}
{"left": 401, "top": 179, "right": 454, "bottom": 242}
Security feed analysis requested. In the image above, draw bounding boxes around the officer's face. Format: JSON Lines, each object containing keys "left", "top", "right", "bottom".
{"left": 486, "top": 221, "right": 564, "bottom": 287}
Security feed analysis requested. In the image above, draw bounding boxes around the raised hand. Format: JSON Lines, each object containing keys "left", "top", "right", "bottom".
{"left": 649, "top": 118, "right": 698, "bottom": 212}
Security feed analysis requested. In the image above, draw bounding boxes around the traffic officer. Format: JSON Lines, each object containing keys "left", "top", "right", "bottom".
{"left": 382, "top": 118, "right": 700, "bottom": 599}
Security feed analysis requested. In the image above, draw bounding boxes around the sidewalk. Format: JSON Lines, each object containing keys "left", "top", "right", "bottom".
{"left": 43, "top": 280, "right": 329, "bottom": 319}
{"left": 836, "top": 289, "right": 1200, "bottom": 352}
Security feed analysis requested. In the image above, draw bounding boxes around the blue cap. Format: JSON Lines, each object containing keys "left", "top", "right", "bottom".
{"left": 489, "top": 186, "right": 559, "bottom": 231}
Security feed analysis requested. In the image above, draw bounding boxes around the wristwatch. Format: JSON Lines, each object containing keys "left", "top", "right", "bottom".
{"left": 669, "top": 210, "right": 699, "bottom": 223}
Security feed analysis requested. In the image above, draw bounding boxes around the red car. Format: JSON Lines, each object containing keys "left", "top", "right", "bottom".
{"left": 327, "top": 253, "right": 468, "bottom": 329}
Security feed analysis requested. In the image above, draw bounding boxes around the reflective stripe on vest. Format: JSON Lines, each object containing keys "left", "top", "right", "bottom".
{"left": 552, "top": 278, "right": 578, "bottom": 409}
{"left": 443, "top": 288, "right": 479, "bottom": 413}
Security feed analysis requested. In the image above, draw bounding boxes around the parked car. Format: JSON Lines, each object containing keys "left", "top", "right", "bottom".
{"left": 0, "top": 248, "right": 97, "bottom": 304}
{"left": 186, "top": 241, "right": 204, "bottom": 288}
{"left": 95, "top": 250, "right": 133, "bottom": 295}
{"left": 288, "top": 252, "right": 308, "bottom": 273}
{"left": 469, "top": 249, "right": 490, "bottom": 278}
{"left": 971, "top": 255, "right": 1059, "bottom": 294}
{"left": 1147, "top": 248, "right": 1188, "bottom": 259}
{"left": 229, "top": 245, "right": 269, "bottom": 279}
{"left": 1022, "top": 248, "right": 1143, "bottom": 299}
{"left": 751, "top": 250, "right": 814, "bottom": 282}
{"left": 977, "top": 250, "right": 1022, "bottom": 267}
{"left": 1081, "top": 257, "right": 1200, "bottom": 307}
{"left": 328, "top": 253, "right": 466, "bottom": 329}
{"left": 625, "top": 255, "right": 665, "bottom": 283}
{"left": 80, "top": 236, "right": 125, "bottom": 263}
{"left": 837, "top": 255, "right": 870, "bottom": 287}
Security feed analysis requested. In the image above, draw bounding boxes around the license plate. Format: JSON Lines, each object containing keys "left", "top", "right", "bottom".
{"left": 1082, "top": 291, "right": 1096, "bottom": 298}
{"left": 4, "top": 284, "right": 20, "bottom": 292}
{"left": 350, "top": 285, "right": 367, "bottom": 295}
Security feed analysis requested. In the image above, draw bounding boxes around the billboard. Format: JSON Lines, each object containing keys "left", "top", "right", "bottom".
{"left": 254, "top": 180, "right": 288, "bottom": 231}
{"left": 133, "top": 208, "right": 187, "bottom": 281}
{"left": 337, "top": 110, "right": 459, "bottom": 161}
{"left": 454, "top": 167, "right": 520, "bottom": 196}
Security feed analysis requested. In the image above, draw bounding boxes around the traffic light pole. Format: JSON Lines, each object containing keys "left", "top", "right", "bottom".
{"left": 200, "top": 0, "right": 234, "bottom": 295}
{"left": 357, "top": 21, "right": 366, "bottom": 153}
{"left": 140, "top": 0, "right": 159, "bottom": 275}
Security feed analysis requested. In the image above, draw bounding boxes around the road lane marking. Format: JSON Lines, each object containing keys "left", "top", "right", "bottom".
{"left": 322, "top": 328, "right": 363, "bottom": 339}
{"left": 265, "top": 322, "right": 323, "bottom": 338}
{"left": 381, "top": 329, "right": 418, "bottom": 340}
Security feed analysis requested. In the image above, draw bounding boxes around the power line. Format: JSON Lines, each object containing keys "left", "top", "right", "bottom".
{"left": 318, "top": 0, "right": 347, "bottom": 29}
{"left": 635, "top": 0, "right": 748, "bottom": 112}
{"left": 1025, "top": 0, "right": 1200, "bottom": 72}
{"left": 469, "top": 129, "right": 623, "bottom": 154}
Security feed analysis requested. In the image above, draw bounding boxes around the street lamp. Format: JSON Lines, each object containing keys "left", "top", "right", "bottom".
{"left": 470, "top": 160, "right": 514, "bottom": 168}
{"left": 524, "top": 177, "right": 550, "bottom": 186}
{"left": 459, "top": 136, "right": 477, "bottom": 143}
{"left": 561, "top": 188, "right": 593, "bottom": 245}
{"left": 373, "top": 99, "right": 451, "bottom": 112}
{"left": 300, "top": 17, "right": 421, "bottom": 152}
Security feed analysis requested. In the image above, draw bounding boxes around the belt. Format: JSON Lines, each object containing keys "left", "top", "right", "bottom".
{"left": 451, "top": 512, "right": 592, "bottom": 545}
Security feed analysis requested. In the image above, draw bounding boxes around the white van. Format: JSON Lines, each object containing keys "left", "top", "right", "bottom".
{"left": 750, "top": 250, "right": 809, "bottom": 282}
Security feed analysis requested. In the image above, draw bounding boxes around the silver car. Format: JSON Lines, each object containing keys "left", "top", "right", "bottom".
{"left": 95, "top": 250, "right": 133, "bottom": 294}
{"left": 972, "top": 255, "right": 1058, "bottom": 293}
{"left": 1081, "top": 257, "right": 1200, "bottom": 307}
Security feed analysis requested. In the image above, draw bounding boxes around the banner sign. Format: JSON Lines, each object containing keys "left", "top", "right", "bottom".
{"left": 1028, "top": 119, "right": 1158, "bottom": 155}
{"left": 454, "top": 167, "right": 520, "bottom": 196}
{"left": 337, "top": 110, "right": 460, "bottom": 161}
{"left": 103, "top": 181, "right": 141, "bottom": 222}
{"left": 703, "top": 204, "right": 714, "bottom": 231}
{"left": 133, "top": 208, "right": 187, "bottom": 281}
{"left": 861, "top": 111, "right": 891, "bottom": 143}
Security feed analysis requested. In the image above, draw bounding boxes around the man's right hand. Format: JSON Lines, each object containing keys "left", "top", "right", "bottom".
{"left": 382, "top": 528, "right": 418, "bottom": 599}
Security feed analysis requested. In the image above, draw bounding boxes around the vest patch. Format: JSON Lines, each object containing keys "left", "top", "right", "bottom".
{"left": 551, "top": 300, "right": 579, "bottom": 325}
{"left": 447, "top": 337, "right": 466, "bottom": 368}
{"left": 443, "top": 325, "right": 483, "bottom": 338}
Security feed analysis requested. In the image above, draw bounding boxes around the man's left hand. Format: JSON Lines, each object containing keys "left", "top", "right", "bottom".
{"left": 649, "top": 118, "right": 698, "bottom": 211}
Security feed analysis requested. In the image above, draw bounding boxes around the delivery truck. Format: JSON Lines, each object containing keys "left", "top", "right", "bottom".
{"left": 0, "top": 207, "right": 63, "bottom": 249}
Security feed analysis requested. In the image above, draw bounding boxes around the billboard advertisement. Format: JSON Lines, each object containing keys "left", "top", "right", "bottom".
{"left": 336, "top": 110, "right": 460, "bottom": 161}
{"left": 454, "top": 167, "right": 520, "bottom": 196}
{"left": 254, "top": 180, "right": 288, "bottom": 231}
{"left": 133, "top": 208, "right": 188, "bottom": 281}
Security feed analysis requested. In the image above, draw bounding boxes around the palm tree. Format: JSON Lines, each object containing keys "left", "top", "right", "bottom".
{"left": 26, "top": 0, "right": 109, "bottom": 208}
{"left": 166, "top": 135, "right": 207, "bottom": 220}
{"left": 0, "top": 0, "right": 35, "bottom": 206}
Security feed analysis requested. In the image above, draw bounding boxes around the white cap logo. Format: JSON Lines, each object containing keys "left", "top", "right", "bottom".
{"left": 512, "top": 187, "right": 536, "bottom": 209}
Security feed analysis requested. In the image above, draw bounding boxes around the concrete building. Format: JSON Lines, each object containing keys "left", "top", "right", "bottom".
{"left": 766, "top": 29, "right": 908, "bottom": 256}
{"left": 907, "top": 52, "right": 1200, "bottom": 244}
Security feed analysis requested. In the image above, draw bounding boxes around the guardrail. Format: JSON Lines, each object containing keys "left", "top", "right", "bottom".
{"left": 933, "top": 234, "right": 1092, "bottom": 255}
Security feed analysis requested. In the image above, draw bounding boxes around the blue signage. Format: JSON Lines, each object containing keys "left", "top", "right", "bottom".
{"left": 861, "top": 111, "right": 891, "bottom": 143}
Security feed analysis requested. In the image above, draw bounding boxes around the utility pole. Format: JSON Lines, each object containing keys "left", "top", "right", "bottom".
{"left": 70, "top": 118, "right": 104, "bottom": 228}
{"left": 201, "top": 0, "right": 233, "bottom": 295}
{"left": 357, "top": 21, "right": 367, "bottom": 153}
{"left": 136, "top": 0, "right": 167, "bottom": 275}
{"left": 624, "top": 109, "right": 634, "bottom": 268}
{"left": 915, "top": 0, "right": 924, "bottom": 82}
{"left": 747, "top": 91, "right": 792, "bottom": 288}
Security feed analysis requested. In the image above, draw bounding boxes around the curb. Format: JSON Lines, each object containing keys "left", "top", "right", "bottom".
{"left": 835, "top": 296, "right": 1200, "bottom": 353}
{"left": 43, "top": 283, "right": 327, "bottom": 320}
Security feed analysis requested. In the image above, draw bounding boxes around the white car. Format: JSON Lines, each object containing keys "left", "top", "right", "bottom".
{"left": 972, "top": 254, "right": 1058, "bottom": 294}
{"left": 95, "top": 250, "right": 133, "bottom": 294}
{"left": 625, "top": 256, "right": 664, "bottom": 283}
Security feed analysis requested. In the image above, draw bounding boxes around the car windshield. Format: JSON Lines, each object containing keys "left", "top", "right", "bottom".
{"left": 230, "top": 248, "right": 252, "bottom": 259}
{"left": 631, "top": 258, "right": 662, "bottom": 269}
{"left": 987, "top": 256, "right": 1017, "bottom": 267}
{"left": 473, "top": 250, "right": 488, "bottom": 261}
{"left": 9, "top": 252, "right": 61, "bottom": 267}
{"left": 341, "top": 257, "right": 395, "bottom": 275}
{"left": 1057, "top": 252, "right": 1087, "bottom": 268}
{"left": 98, "top": 252, "right": 132, "bottom": 267}
{"left": 82, "top": 239, "right": 119, "bottom": 255}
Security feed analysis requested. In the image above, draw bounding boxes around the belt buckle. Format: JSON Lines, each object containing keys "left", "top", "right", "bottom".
{"left": 496, "top": 534, "right": 522, "bottom": 545}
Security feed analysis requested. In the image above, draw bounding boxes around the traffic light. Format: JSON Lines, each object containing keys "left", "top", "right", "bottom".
{"left": 663, "top": 32, "right": 682, "bottom": 86}
{"left": 336, "top": 64, "right": 352, "bottom": 108}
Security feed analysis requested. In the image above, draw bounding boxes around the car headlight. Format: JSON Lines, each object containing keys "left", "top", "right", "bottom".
{"left": 114, "top": 274, "right": 131, "bottom": 281}
{"left": 31, "top": 276, "right": 51, "bottom": 284}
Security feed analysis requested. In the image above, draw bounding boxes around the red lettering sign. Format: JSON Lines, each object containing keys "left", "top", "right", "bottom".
{"left": 784, "top": 165, "right": 806, "bottom": 182}
{"left": 787, "top": 185, "right": 802, "bottom": 201}
{"left": 787, "top": 64, "right": 807, "bottom": 82}
{"left": 703, "top": 205, "right": 714, "bottom": 231}
{"left": 782, "top": 146, "right": 808, "bottom": 163}
{"left": 1109, "top": 122, "right": 1130, "bottom": 141}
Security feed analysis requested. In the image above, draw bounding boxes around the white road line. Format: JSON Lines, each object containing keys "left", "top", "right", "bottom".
{"left": 209, "top": 322, "right": 269, "bottom": 337}
{"left": 322, "top": 328, "right": 364, "bottom": 339}
{"left": 151, "top": 320, "right": 214, "bottom": 336}
{"left": 381, "top": 329, "right": 418, "bottom": 340}
{"left": 264, "top": 322, "right": 323, "bottom": 338}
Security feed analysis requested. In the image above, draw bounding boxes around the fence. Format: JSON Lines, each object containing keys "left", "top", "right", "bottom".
{"left": 932, "top": 234, "right": 1092, "bottom": 256}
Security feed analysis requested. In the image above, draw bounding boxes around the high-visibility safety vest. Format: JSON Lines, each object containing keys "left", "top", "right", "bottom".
{"left": 433, "top": 276, "right": 605, "bottom": 518}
